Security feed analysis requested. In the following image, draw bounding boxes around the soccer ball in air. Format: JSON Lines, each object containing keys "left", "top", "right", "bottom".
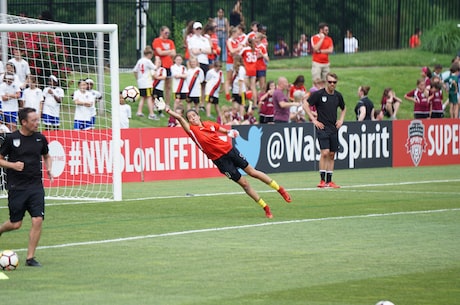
{"left": 375, "top": 301, "right": 395, "bottom": 305}
{"left": 122, "top": 86, "right": 140, "bottom": 102}
{"left": 0, "top": 250, "right": 19, "bottom": 271}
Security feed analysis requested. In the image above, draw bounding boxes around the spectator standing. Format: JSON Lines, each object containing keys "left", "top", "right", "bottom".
{"left": 225, "top": 26, "right": 244, "bottom": 101}
{"left": 0, "top": 107, "right": 53, "bottom": 267}
{"left": 409, "top": 28, "right": 422, "bottom": 48}
{"left": 204, "top": 20, "right": 221, "bottom": 65}
{"left": 186, "top": 57, "right": 205, "bottom": 112}
{"left": 152, "top": 56, "right": 167, "bottom": 118}
{"left": 421, "top": 66, "right": 432, "bottom": 88}
{"left": 8, "top": 49, "right": 31, "bottom": 85}
{"left": 311, "top": 23, "right": 334, "bottom": 81}
{"left": 229, "top": 0, "right": 244, "bottom": 27}
{"left": 20, "top": 75, "right": 43, "bottom": 117}
{"left": 247, "top": 21, "right": 259, "bottom": 40}
{"left": 255, "top": 33, "right": 269, "bottom": 96}
{"left": 205, "top": 61, "right": 224, "bottom": 119}
{"left": 214, "top": 8, "right": 229, "bottom": 62}
{"left": 188, "top": 21, "right": 212, "bottom": 107}
{"left": 85, "top": 78, "right": 102, "bottom": 127}
{"left": 152, "top": 26, "right": 176, "bottom": 107}
{"left": 404, "top": 78, "right": 431, "bottom": 119}
{"left": 354, "top": 86, "right": 374, "bottom": 121}
{"left": 258, "top": 80, "right": 276, "bottom": 124}
{"left": 444, "top": 63, "right": 459, "bottom": 118}
{"left": 428, "top": 82, "right": 444, "bottom": 118}
{"left": 231, "top": 54, "right": 247, "bottom": 117}
{"left": 132, "top": 46, "right": 156, "bottom": 118}
{"left": 119, "top": 92, "right": 131, "bottom": 129}
{"left": 344, "top": 29, "right": 358, "bottom": 53}
{"left": 73, "top": 79, "right": 94, "bottom": 130}
{"left": 273, "top": 77, "right": 300, "bottom": 123}
{"left": 171, "top": 54, "right": 189, "bottom": 110}
{"left": 0, "top": 72, "right": 21, "bottom": 131}
{"left": 42, "top": 75, "right": 63, "bottom": 130}
{"left": 240, "top": 38, "right": 259, "bottom": 103}
{"left": 304, "top": 72, "right": 346, "bottom": 188}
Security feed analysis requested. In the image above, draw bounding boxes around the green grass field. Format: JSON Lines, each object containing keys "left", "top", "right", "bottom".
{"left": 1, "top": 165, "right": 459, "bottom": 305}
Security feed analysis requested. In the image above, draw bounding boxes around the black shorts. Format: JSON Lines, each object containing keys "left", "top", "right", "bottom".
{"left": 316, "top": 128, "right": 340, "bottom": 152}
{"left": 213, "top": 147, "right": 249, "bottom": 182}
{"left": 8, "top": 187, "right": 45, "bottom": 222}
{"left": 430, "top": 112, "right": 444, "bottom": 118}
{"left": 259, "top": 115, "right": 274, "bottom": 124}
{"left": 232, "top": 94, "right": 242, "bottom": 105}
{"left": 139, "top": 88, "right": 153, "bottom": 97}
{"left": 414, "top": 113, "right": 430, "bottom": 119}
{"left": 175, "top": 93, "right": 187, "bottom": 100}
{"left": 187, "top": 96, "right": 200, "bottom": 104}
{"left": 208, "top": 96, "right": 219, "bottom": 105}
{"left": 153, "top": 89, "right": 164, "bottom": 98}
{"left": 199, "top": 63, "right": 209, "bottom": 76}
{"left": 165, "top": 68, "right": 172, "bottom": 77}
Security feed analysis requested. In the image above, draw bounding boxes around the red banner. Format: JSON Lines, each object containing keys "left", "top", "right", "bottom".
{"left": 392, "top": 119, "right": 460, "bottom": 167}
{"left": 42, "top": 128, "right": 221, "bottom": 187}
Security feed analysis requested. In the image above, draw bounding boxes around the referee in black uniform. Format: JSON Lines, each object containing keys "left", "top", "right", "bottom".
{"left": 0, "top": 107, "right": 53, "bottom": 267}
{"left": 304, "top": 72, "right": 346, "bottom": 188}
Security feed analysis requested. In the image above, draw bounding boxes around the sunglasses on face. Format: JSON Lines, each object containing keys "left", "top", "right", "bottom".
{"left": 327, "top": 80, "right": 337, "bottom": 84}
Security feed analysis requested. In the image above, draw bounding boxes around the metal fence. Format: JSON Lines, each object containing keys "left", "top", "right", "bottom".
{"left": 6, "top": 0, "right": 460, "bottom": 68}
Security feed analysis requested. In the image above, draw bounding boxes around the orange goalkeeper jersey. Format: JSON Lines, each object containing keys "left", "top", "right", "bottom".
{"left": 188, "top": 121, "right": 232, "bottom": 161}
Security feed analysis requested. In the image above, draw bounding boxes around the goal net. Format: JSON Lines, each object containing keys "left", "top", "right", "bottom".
{"left": 0, "top": 14, "right": 122, "bottom": 201}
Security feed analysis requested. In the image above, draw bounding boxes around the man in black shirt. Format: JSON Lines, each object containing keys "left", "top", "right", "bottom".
{"left": 304, "top": 72, "right": 346, "bottom": 188}
{"left": 0, "top": 107, "right": 53, "bottom": 267}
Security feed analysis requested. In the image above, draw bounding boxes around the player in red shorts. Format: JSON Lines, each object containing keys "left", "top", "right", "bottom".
{"left": 164, "top": 107, "right": 292, "bottom": 218}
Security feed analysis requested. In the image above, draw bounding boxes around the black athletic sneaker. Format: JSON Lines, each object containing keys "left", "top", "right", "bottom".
{"left": 26, "top": 257, "right": 42, "bottom": 267}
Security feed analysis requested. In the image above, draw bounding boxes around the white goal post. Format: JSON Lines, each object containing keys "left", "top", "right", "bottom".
{"left": 0, "top": 20, "right": 122, "bottom": 201}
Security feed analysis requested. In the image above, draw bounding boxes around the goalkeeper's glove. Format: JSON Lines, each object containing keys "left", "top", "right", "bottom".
{"left": 227, "top": 129, "right": 239, "bottom": 138}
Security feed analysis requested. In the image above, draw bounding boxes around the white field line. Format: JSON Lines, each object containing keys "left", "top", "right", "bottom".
{"left": 11, "top": 208, "right": 460, "bottom": 253}
{"left": 0, "top": 179, "right": 459, "bottom": 209}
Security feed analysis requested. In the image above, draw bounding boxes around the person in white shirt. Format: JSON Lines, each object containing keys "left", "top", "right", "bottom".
{"left": 85, "top": 78, "right": 102, "bottom": 127}
{"left": 20, "top": 75, "right": 43, "bottom": 117}
{"left": 171, "top": 54, "right": 188, "bottom": 109}
{"left": 73, "top": 79, "right": 94, "bottom": 130}
{"left": 119, "top": 92, "right": 131, "bottom": 129}
{"left": 344, "top": 29, "right": 358, "bottom": 54}
{"left": 8, "top": 49, "right": 31, "bottom": 85}
{"left": 186, "top": 57, "right": 204, "bottom": 112}
{"left": 132, "top": 46, "right": 156, "bottom": 117}
{"left": 42, "top": 75, "right": 64, "bottom": 130}
{"left": 205, "top": 61, "right": 224, "bottom": 119}
{"left": 0, "top": 72, "right": 21, "bottom": 131}
{"left": 187, "top": 22, "right": 212, "bottom": 105}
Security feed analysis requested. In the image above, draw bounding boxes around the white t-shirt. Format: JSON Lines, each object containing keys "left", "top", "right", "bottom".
{"left": 88, "top": 89, "right": 102, "bottom": 117}
{"left": 186, "top": 67, "right": 204, "bottom": 98}
{"left": 8, "top": 58, "right": 31, "bottom": 83}
{"left": 73, "top": 90, "right": 94, "bottom": 121}
{"left": 21, "top": 87, "right": 43, "bottom": 112}
{"left": 120, "top": 104, "right": 132, "bottom": 129}
{"left": 133, "top": 57, "right": 156, "bottom": 89}
{"left": 344, "top": 37, "right": 358, "bottom": 53}
{"left": 187, "top": 34, "right": 211, "bottom": 65}
{"left": 0, "top": 82, "right": 20, "bottom": 112}
{"left": 232, "top": 66, "right": 246, "bottom": 94}
{"left": 153, "top": 67, "right": 167, "bottom": 92}
{"left": 171, "top": 63, "right": 188, "bottom": 94}
{"left": 205, "top": 68, "right": 223, "bottom": 98}
{"left": 42, "top": 86, "right": 64, "bottom": 118}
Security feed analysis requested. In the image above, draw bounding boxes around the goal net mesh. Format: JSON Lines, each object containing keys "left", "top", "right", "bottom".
{"left": 0, "top": 14, "right": 119, "bottom": 200}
